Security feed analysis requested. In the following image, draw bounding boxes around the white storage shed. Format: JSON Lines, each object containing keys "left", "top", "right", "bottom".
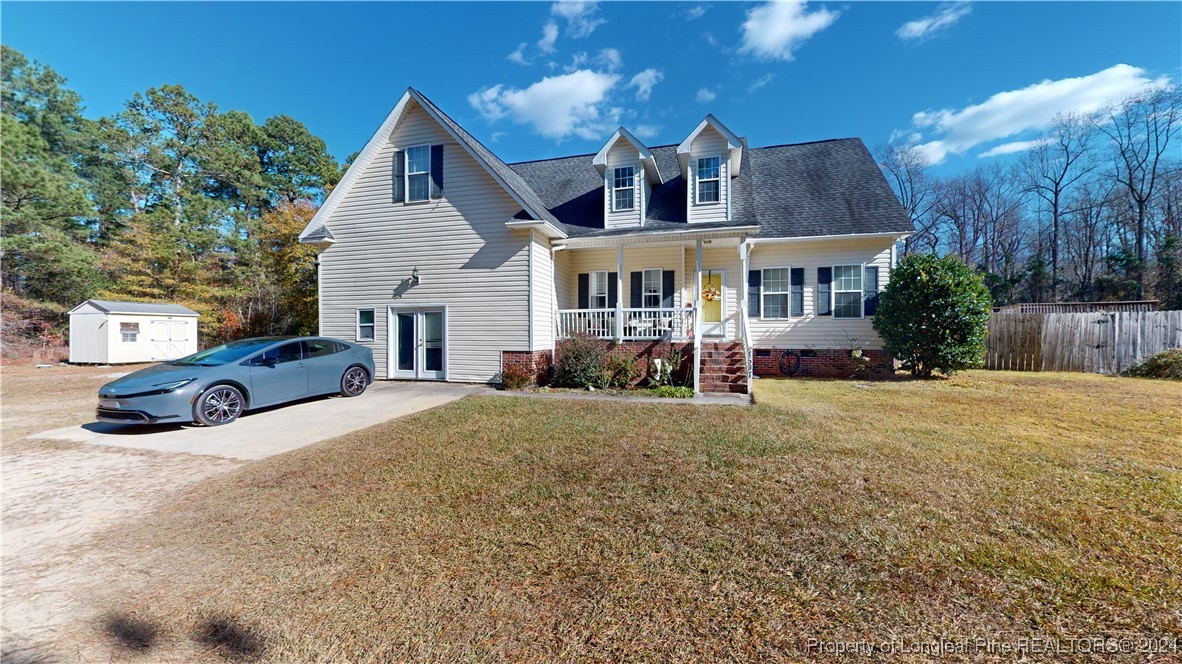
{"left": 69, "top": 299, "right": 199, "bottom": 364}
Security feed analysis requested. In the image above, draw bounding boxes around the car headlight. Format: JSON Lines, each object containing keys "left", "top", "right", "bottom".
{"left": 153, "top": 378, "right": 197, "bottom": 392}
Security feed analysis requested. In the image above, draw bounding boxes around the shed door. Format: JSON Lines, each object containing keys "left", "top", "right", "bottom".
{"left": 150, "top": 320, "right": 189, "bottom": 360}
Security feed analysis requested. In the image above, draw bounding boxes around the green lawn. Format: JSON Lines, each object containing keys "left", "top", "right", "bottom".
{"left": 87, "top": 372, "right": 1181, "bottom": 661}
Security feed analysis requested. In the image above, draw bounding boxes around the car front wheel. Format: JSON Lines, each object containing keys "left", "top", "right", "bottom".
{"left": 194, "top": 385, "right": 245, "bottom": 426}
{"left": 340, "top": 366, "right": 369, "bottom": 397}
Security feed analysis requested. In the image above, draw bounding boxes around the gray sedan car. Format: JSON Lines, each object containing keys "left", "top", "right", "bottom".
{"left": 96, "top": 336, "right": 376, "bottom": 426}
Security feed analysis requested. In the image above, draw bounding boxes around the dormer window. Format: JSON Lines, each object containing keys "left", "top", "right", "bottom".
{"left": 696, "top": 156, "right": 720, "bottom": 204}
{"left": 612, "top": 166, "right": 635, "bottom": 211}
{"left": 406, "top": 145, "right": 431, "bottom": 202}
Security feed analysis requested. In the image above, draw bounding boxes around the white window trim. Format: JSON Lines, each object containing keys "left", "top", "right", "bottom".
{"left": 832, "top": 263, "right": 865, "bottom": 320}
{"left": 589, "top": 270, "right": 610, "bottom": 310}
{"left": 695, "top": 155, "right": 721, "bottom": 205}
{"left": 611, "top": 166, "right": 635, "bottom": 211}
{"left": 641, "top": 267, "right": 663, "bottom": 309}
{"left": 121, "top": 332, "right": 138, "bottom": 343}
{"left": 356, "top": 308, "right": 376, "bottom": 341}
{"left": 404, "top": 144, "right": 431, "bottom": 204}
{"left": 760, "top": 266, "right": 792, "bottom": 320}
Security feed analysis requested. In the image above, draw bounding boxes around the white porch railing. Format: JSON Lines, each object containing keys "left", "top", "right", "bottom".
{"left": 556, "top": 307, "right": 694, "bottom": 341}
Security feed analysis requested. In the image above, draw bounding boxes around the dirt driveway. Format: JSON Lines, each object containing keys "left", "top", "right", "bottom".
{"left": 1, "top": 363, "right": 479, "bottom": 660}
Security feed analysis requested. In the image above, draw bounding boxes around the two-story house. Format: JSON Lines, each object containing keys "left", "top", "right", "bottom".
{"left": 299, "top": 88, "right": 913, "bottom": 393}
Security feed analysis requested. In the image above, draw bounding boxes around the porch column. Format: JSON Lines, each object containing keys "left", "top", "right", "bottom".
{"left": 738, "top": 240, "right": 748, "bottom": 344}
{"left": 694, "top": 239, "right": 703, "bottom": 394}
{"left": 615, "top": 244, "right": 624, "bottom": 341}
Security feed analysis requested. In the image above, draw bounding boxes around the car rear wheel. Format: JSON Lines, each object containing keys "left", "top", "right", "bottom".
{"left": 340, "top": 366, "right": 369, "bottom": 397}
{"left": 194, "top": 385, "right": 244, "bottom": 426}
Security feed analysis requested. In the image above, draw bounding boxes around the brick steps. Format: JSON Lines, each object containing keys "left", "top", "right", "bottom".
{"left": 698, "top": 342, "right": 748, "bottom": 394}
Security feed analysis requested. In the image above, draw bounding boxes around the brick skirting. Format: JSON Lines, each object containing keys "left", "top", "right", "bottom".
{"left": 752, "top": 348, "right": 893, "bottom": 379}
{"left": 500, "top": 350, "right": 554, "bottom": 386}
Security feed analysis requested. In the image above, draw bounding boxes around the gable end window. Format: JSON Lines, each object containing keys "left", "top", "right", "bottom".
{"left": 612, "top": 166, "right": 635, "bottom": 211}
{"left": 405, "top": 145, "right": 430, "bottom": 202}
{"left": 696, "top": 156, "right": 720, "bottom": 204}
{"left": 357, "top": 309, "right": 375, "bottom": 341}
{"left": 761, "top": 267, "right": 790, "bottom": 319}
{"left": 832, "top": 265, "right": 863, "bottom": 319}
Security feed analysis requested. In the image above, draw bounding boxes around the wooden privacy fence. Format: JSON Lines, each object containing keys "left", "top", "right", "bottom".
{"left": 986, "top": 310, "right": 1182, "bottom": 374}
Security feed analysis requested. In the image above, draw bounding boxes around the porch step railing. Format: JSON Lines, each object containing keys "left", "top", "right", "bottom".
{"left": 556, "top": 307, "right": 694, "bottom": 341}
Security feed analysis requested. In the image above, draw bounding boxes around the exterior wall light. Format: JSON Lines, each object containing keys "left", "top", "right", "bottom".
{"left": 411, "top": 266, "right": 420, "bottom": 285}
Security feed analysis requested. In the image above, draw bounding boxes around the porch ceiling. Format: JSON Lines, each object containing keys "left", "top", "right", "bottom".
{"left": 553, "top": 225, "right": 758, "bottom": 250}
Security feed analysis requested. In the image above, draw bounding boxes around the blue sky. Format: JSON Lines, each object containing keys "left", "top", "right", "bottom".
{"left": 4, "top": 2, "right": 1180, "bottom": 173}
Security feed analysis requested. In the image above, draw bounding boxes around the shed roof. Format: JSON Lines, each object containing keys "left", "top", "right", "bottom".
{"left": 72, "top": 300, "right": 199, "bottom": 316}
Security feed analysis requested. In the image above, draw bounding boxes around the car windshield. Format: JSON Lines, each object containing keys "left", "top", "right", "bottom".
{"left": 172, "top": 338, "right": 284, "bottom": 366}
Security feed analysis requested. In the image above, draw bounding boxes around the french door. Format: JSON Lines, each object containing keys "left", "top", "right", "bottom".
{"left": 388, "top": 306, "right": 446, "bottom": 380}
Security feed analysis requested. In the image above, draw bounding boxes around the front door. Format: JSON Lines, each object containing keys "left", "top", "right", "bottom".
{"left": 700, "top": 270, "right": 726, "bottom": 337}
{"left": 389, "top": 307, "right": 446, "bottom": 380}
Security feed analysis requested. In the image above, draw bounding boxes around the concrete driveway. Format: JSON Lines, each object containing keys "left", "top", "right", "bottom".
{"left": 28, "top": 381, "right": 482, "bottom": 460}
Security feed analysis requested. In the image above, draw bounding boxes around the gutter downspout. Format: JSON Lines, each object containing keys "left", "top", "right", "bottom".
{"left": 528, "top": 229, "right": 535, "bottom": 353}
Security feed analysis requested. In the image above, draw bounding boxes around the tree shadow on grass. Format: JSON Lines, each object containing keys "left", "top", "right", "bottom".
{"left": 102, "top": 613, "right": 160, "bottom": 652}
{"left": 193, "top": 616, "right": 266, "bottom": 661}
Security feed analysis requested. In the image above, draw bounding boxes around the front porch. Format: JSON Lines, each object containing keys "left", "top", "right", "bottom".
{"left": 546, "top": 228, "right": 757, "bottom": 393}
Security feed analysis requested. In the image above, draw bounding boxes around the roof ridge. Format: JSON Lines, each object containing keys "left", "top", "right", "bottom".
{"left": 752, "top": 137, "right": 861, "bottom": 150}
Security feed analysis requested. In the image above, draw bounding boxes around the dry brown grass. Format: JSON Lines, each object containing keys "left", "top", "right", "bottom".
{"left": 0, "top": 363, "right": 152, "bottom": 445}
{"left": 79, "top": 371, "right": 1181, "bottom": 661}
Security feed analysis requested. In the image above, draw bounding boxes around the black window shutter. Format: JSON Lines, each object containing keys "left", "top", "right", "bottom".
{"left": 748, "top": 270, "right": 761, "bottom": 318}
{"left": 392, "top": 150, "right": 405, "bottom": 203}
{"left": 817, "top": 267, "right": 832, "bottom": 316}
{"left": 607, "top": 272, "right": 618, "bottom": 308}
{"left": 430, "top": 145, "right": 444, "bottom": 198}
{"left": 864, "top": 266, "right": 880, "bottom": 316}
{"left": 577, "top": 273, "right": 589, "bottom": 309}
{"left": 630, "top": 272, "right": 643, "bottom": 308}
{"left": 662, "top": 270, "right": 675, "bottom": 308}
{"left": 791, "top": 268, "right": 805, "bottom": 317}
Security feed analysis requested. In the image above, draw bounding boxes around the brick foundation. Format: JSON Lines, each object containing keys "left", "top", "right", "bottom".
{"left": 500, "top": 350, "right": 554, "bottom": 386}
{"left": 553, "top": 339, "right": 695, "bottom": 387}
{"left": 752, "top": 348, "right": 893, "bottom": 379}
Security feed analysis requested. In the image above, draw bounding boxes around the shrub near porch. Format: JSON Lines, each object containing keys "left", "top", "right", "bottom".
{"left": 82, "top": 371, "right": 1180, "bottom": 661}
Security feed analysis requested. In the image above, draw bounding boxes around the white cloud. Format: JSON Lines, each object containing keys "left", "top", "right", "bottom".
{"left": 739, "top": 1, "right": 839, "bottom": 62}
{"left": 696, "top": 87, "right": 717, "bottom": 104}
{"left": 748, "top": 73, "right": 775, "bottom": 93}
{"left": 703, "top": 32, "right": 718, "bottom": 47}
{"left": 896, "top": 2, "right": 971, "bottom": 41}
{"left": 551, "top": 0, "right": 606, "bottom": 38}
{"left": 907, "top": 64, "right": 1171, "bottom": 164}
{"left": 686, "top": 5, "right": 707, "bottom": 20}
{"left": 468, "top": 70, "right": 622, "bottom": 140}
{"left": 595, "top": 48, "right": 622, "bottom": 71}
{"left": 538, "top": 21, "right": 559, "bottom": 53}
{"left": 628, "top": 68, "right": 664, "bottom": 101}
{"left": 978, "top": 138, "right": 1049, "bottom": 158}
{"left": 634, "top": 124, "right": 660, "bottom": 139}
{"left": 490, "top": 131, "right": 509, "bottom": 144}
{"left": 507, "top": 43, "right": 530, "bottom": 66}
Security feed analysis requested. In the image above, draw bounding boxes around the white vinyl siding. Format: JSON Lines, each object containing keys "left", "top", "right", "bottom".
{"left": 761, "top": 267, "right": 791, "bottom": 319}
{"left": 748, "top": 237, "right": 894, "bottom": 349}
{"left": 316, "top": 100, "right": 531, "bottom": 383}
{"left": 568, "top": 246, "right": 687, "bottom": 310}
{"left": 687, "top": 126, "right": 729, "bottom": 224}
{"left": 604, "top": 141, "right": 642, "bottom": 229}
{"left": 530, "top": 233, "right": 555, "bottom": 351}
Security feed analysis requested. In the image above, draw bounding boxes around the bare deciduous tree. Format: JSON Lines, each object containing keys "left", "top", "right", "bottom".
{"left": 876, "top": 142, "right": 937, "bottom": 254}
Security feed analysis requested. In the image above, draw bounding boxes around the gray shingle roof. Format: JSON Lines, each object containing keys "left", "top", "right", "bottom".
{"left": 82, "top": 300, "right": 199, "bottom": 316}
{"left": 507, "top": 137, "right": 912, "bottom": 239}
